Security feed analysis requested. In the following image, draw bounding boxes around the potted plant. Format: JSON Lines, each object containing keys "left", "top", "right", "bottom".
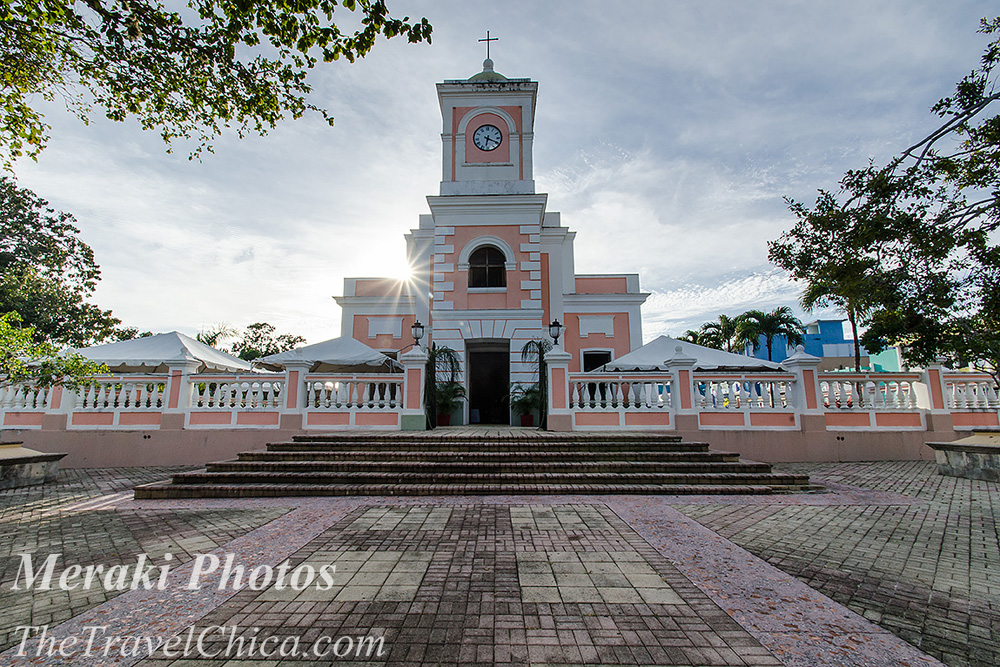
{"left": 434, "top": 380, "right": 466, "bottom": 426}
{"left": 426, "top": 345, "right": 463, "bottom": 427}
{"left": 509, "top": 383, "right": 542, "bottom": 426}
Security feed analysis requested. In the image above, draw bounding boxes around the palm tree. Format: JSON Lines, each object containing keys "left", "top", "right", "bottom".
{"left": 680, "top": 329, "right": 705, "bottom": 345}
{"left": 699, "top": 315, "right": 739, "bottom": 352}
{"left": 735, "top": 307, "right": 805, "bottom": 361}
{"left": 800, "top": 275, "right": 873, "bottom": 373}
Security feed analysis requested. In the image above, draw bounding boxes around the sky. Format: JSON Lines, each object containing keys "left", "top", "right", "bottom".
{"left": 12, "top": 1, "right": 998, "bottom": 347}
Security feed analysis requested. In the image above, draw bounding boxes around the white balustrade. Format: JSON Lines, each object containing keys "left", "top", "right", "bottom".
{"left": 304, "top": 376, "right": 403, "bottom": 410}
{"left": 819, "top": 374, "right": 918, "bottom": 410}
{"left": 944, "top": 376, "right": 1000, "bottom": 410}
{"left": 1, "top": 384, "right": 53, "bottom": 410}
{"left": 693, "top": 376, "right": 794, "bottom": 410}
{"left": 75, "top": 378, "right": 166, "bottom": 411}
{"left": 192, "top": 377, "right": 282, "bottom": 409}
{"left": 568, "top": 376, "right": 671, "bottom": 410}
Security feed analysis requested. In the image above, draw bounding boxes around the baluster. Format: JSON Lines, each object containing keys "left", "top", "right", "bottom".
{"left": 98, "top": 384, "right": 110, "bottom": 409}
{"left": 332, "top": 381, "right": 342, "bottom": 407}
{"left": 975, "top": 381, "right": 987, "bottom": 409}
{"left": 347, "top": 381, "right": 357, "bottom": 408}
{"left": 986, "top": 382, "right": 999, "bottom": 409}
{"left": 613, "top": 382, "right": 623, "bottom": 408}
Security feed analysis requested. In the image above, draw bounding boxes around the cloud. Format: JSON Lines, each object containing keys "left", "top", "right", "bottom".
{"left": 8, "top": 0, "right": 996, "bottom": 347}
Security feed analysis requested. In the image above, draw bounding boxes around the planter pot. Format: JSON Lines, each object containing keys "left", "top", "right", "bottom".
{"left": 436, "top": 414, "right": 451, "bottom": 427}
{"left": 519, "top": 414, "right": 535, "bottom": 427}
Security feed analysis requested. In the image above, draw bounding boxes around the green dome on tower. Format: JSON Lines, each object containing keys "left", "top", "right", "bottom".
{"left": 468, "top": 58, "right": 508, "bottom": 82}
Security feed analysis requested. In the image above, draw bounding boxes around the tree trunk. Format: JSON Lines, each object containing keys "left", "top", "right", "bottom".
{"left": 766, "top": 338, "right": 773, "bottom": 361}
{"left": 848, "top": 306, "right": 861, "bottom": 372}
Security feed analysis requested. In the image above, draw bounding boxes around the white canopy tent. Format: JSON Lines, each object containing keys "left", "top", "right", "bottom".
{"left": 601, "top": 336, "right": 785, "bottom": 372}
{"left": 258, "top": 336, "right": 403, "bottom": 373}
{"left": 70, "top": 332, "right": 254, "bottom": 373}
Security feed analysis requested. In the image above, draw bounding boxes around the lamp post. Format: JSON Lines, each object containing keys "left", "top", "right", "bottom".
{"left": 541, "top": 320, "right": 564, "bottom": 430}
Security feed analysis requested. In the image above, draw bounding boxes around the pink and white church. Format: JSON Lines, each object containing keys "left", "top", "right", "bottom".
{"left": 334, "top": 58, "right": 648, "bottom": 425}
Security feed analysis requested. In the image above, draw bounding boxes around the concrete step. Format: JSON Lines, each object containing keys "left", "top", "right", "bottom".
{"left": 134, "top": 481, "right": 778, "bottom": 499}
{"left": 207, "top": 460, "right": 772, "bottom": 474}
{"left": 167, "top": 470, "right": 809, "bottom": 486}
{"left": 134, "top": 430, "right": 814, "bottom": 499}
{"left": 236, "top": 450, "right": 742, "bottom": 463}
{"left": 265, "top": 440, "right": 713, "bottom": 453}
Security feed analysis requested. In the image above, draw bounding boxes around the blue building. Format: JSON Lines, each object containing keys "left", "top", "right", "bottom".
{"left": 746, "top": 319, "right": 901, "bottom": 371}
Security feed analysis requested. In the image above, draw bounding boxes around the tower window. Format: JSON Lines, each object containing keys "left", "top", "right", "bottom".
{"left": 468, "top": 246, "right": 506, "bottom": 288}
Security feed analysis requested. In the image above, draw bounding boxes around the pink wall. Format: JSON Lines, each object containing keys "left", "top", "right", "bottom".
{"left": 452, "top": 105, "right": 523, "bottom": 179}
{"left": 1, "top": 428, "right": 304, "bottom": 468}
{"left": 564, "top": 313, "right": 632, "bottom": 372}
{"left": 352, "top": 314, "right": 417, "bottom": 352}
{"left": 354, "top": 279, "right": 408, "bottom": 297}
{"left": 672, "top": 424, "right": 947, "bottom": 463}
{"left": 445, "top": 226, "right": 531, "bottom": 311}
{"left": 575, "top": 276, "right": 629, "bottom": 294}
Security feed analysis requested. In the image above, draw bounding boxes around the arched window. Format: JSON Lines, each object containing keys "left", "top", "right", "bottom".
{"left": 468, "top": 246, "right": 506, "bottom": 288}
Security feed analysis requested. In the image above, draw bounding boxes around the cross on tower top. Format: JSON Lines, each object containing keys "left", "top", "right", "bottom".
{"left": 478, "top": 30, "right": 498, "bottom": 60}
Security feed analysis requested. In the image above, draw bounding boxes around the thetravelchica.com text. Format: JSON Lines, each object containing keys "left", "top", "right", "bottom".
{"left": 15, "top": 624, "right": 387, "bottom": 660}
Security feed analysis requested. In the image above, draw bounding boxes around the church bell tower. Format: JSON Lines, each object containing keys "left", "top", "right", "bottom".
{"left": 436, "top": 58, "right": 538, "bottom": 195}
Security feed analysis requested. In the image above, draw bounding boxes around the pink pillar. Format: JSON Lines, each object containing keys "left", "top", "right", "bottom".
{"left": 665, "top": 347, "right": 697, "bottom": 431}
{"left": 782, "top": 345, "right": 825, "bottom": 433}
{"left": 400, "top": 347, "right": 428, "bottom": 431}
{"left": 545, "top": 346, "right": 573, "bottom": 431}
{"left": 280, "top": 361, "right": 312, "bottom": 430}
{"left": 163, "top": 360, "right": 200, "bottom": 430}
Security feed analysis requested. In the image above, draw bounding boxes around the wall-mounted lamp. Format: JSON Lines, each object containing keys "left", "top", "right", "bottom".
{"left": 411, "top": 320, "right": 425, "bottom": 347}
{"left": 548, "top": 319, "right": 564, "bottom": 346}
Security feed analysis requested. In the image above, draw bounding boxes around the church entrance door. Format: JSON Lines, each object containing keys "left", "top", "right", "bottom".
{"left": 466, "top": 340, "right": 510, "bottom": 424}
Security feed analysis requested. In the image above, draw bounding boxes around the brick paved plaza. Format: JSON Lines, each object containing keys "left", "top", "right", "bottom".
{"left": 0, "top": 461, "right": 994, "bottom": 666}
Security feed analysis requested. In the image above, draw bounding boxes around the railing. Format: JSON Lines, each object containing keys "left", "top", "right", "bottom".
{"left": 1, "top": 384, "right": 54, "bottom": 410}
{"left": 818, "top": 373, "right": 919, "bottom": 410}
{"left": 304, "top": 375, "right": 403, "bottom": 410}
{"left": 693, "top": 375, "right": 795, "bottom": 410}
{"left": 943, "top": 373, "right": 1000, "bottom": 410}
{"left": 75, "top": 377, "right": 166, "bottom": 411}
{"left": 191, "top": 376, "right": 282, "bottom": 409}
{"left": 568, "top": 375, "right": 672, "bottom": 410}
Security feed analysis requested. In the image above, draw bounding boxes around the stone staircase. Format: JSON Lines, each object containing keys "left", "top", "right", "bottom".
{"left": 133, "top": 430, "right": 813, "bottom": 498}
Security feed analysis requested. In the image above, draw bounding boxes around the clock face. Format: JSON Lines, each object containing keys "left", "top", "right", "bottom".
{"left": 472, "top": 124, "right": 503, "bottom": 151}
